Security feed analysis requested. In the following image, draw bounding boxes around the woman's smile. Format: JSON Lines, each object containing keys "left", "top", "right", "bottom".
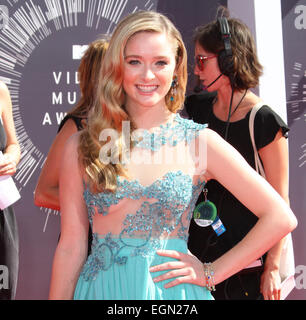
{"left": 135, "top": 84, "right": 159, "bottom": 94}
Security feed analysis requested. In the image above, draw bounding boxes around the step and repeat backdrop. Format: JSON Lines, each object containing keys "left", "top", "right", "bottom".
{"left": 0, "top": 0, "right": 305, "bottom": 299}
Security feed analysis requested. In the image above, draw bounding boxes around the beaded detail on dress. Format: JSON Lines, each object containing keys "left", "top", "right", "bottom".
{"left": 80, "top": 114, "right": 207, "bottom": 280}
{"left": 134, "top": 113, "right": 206, "bottom": 151}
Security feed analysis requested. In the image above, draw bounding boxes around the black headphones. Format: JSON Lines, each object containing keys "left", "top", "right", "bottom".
{"left": 217, "top": 17, "right": 234, "bottom": 83}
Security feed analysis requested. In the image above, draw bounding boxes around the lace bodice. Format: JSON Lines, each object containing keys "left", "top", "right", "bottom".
{"left": 81, "top": 114, "right": 208, "bottom": 280}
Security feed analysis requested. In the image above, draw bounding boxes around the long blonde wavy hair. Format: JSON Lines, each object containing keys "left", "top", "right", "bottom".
{"left": 79, "top": 11, "right": 188, "bottom": 193}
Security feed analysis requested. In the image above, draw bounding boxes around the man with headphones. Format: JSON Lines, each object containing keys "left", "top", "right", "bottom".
{"left": 186, "top": 13, "right": 291, "bottom": 300}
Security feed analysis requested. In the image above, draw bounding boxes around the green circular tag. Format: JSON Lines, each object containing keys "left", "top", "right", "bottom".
{"left": 193, "top": 200, "right": 217, "bottom": 227}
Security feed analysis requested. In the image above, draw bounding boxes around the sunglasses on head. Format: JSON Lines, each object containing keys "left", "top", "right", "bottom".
{"left": 195, "top": 55, "right": 217, "bottom": 71}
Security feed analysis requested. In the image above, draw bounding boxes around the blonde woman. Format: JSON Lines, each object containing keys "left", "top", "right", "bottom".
{"left": 49, "top": 11, "right": 296, "bottom": 300}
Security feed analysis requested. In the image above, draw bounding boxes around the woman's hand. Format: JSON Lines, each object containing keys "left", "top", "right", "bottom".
{"left": 260, "top": 268, "right": 281, "bottom": 300}
{"left": 149, "top": 249, "right": 206, "bottom": 288}
{"left": 0, "top": 153, "right": 17, "bottom": 176}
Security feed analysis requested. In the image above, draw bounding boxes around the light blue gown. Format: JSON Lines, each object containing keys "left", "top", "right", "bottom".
{"left": 74, "top": 114, "right": 213, "bottom": 300}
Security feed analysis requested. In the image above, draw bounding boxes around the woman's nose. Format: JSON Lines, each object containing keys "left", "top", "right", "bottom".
{"left": 194, "top": 63, "right": 200, "bottom": 75}
{"left": 142, "top": 66, "right": 155, "bottom": 81}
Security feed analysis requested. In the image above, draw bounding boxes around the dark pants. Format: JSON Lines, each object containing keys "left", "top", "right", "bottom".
{"left": 212, "top": 270, "right": 264, "bottom": 300}
{"left": 0, "top": 207, "right": 19, "bottom": 300}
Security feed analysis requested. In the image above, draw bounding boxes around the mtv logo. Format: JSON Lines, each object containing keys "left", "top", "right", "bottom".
{"left": 72, "top": 45, "right": 89, "bottom": 60}
{"left": 0, "top": 5, "right": 9, "bottom": 30}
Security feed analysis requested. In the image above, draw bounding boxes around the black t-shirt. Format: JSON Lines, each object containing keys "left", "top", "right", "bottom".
{"left": 186, "top": 92, "right": 289, "bottom": 263}
{"left": 58, "top": 114, "right": 84, "bottom": 133}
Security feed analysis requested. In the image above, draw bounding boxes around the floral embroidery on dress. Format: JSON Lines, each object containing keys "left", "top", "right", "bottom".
{"left": 134, "top": 113, "right": 206, "bottom": 151}
{"left": 81, "top": 115, "right": 207, "bottom": 280}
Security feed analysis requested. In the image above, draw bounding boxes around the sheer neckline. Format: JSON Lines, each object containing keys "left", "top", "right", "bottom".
{"left": 137, "top": 113, "right": 179, "bottom": 132}
{"left": 132, "top": 113, "right": 193, "bottom": 151}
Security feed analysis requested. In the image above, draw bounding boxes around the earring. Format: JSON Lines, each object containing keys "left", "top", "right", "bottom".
{"left": 170, "top": 76, "right": 178, "bottom": 101}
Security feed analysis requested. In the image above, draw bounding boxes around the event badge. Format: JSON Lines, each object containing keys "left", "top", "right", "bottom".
{"left": 193, "top": 188, "right": 226, "bottom": 236}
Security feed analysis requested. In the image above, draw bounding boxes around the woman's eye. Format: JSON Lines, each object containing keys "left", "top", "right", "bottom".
{"left": 128, "top": 60, "right": 140, "bottom": 65}
{"left": 156, "top": 60, "right": 168, "bottom": 66}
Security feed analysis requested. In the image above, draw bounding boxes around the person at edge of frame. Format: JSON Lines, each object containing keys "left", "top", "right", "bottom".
{"left": 187, "top": 8, "right": 292, "bottom": 300}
